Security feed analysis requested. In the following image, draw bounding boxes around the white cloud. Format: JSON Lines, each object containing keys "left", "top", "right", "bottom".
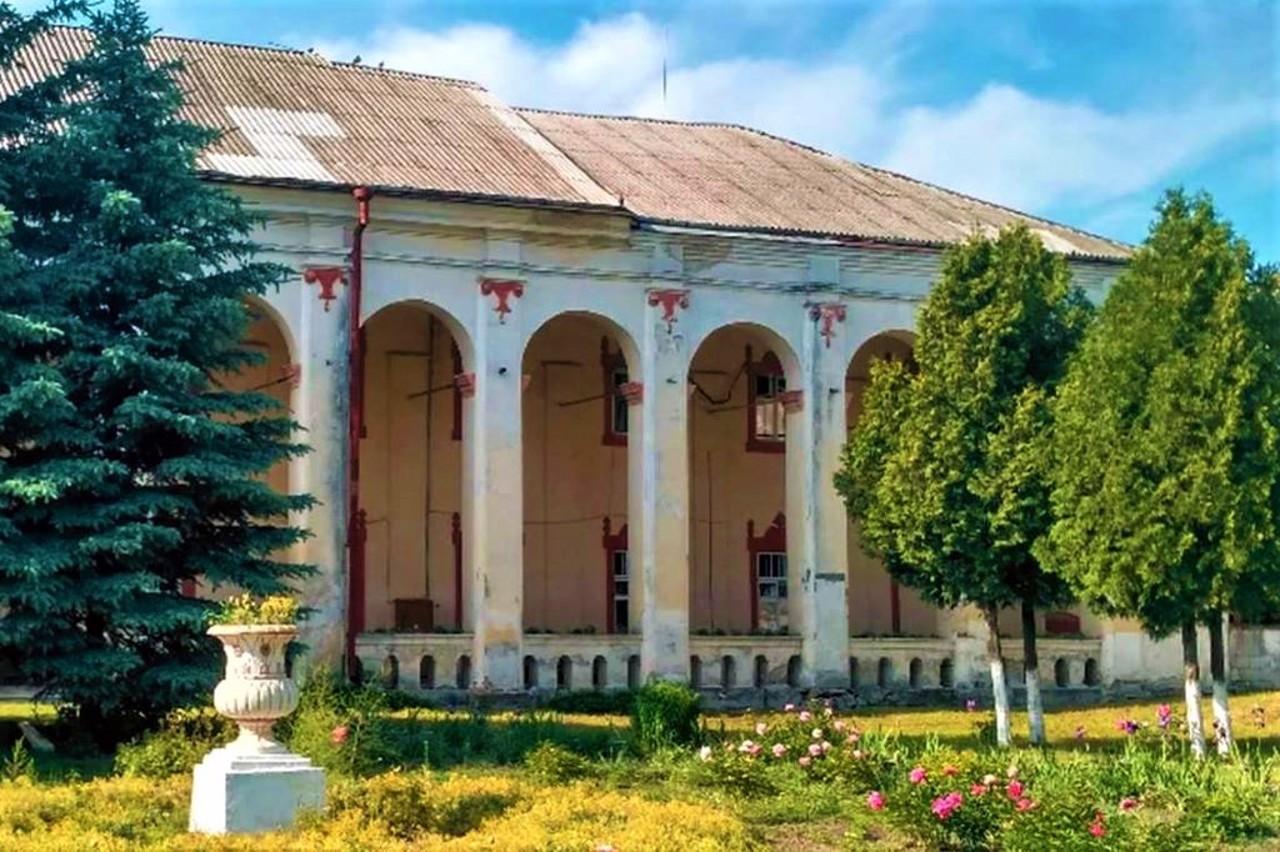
{"left": 302, "top": 10, "right": 1272, "bottom": 231}
{"left": 881, "top": 84, "right": 1271, "bottom": 212}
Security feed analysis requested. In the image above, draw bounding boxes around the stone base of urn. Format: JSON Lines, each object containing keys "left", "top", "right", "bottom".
{"left": 189, "top": 746, "right": 324, "bottom": 834}
{"left": 190, "top": 623, "right": 325, "bottom": 834}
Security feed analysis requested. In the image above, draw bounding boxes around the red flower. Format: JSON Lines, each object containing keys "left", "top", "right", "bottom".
{"left": 1006, "top": 779, "right": 1024, "bottom": 800}
{"left": 330, "top": 725, "right": 350, "bottom": 745}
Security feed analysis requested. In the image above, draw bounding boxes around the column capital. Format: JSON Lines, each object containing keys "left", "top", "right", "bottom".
{"left": 807, "top": 302, "right": 848, "bottom": 349}
{"left": 303, "top": 265, "right": 347, "bottom": 312}
{"left": 479, "top": 278, "right": 525, "bottom": 324}
{"left": 647, "top": 288, "right": 690, "bottom": 334}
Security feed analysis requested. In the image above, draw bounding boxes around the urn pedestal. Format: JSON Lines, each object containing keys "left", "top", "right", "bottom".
{"left": 189, "top": 625, "right": 325, "bottom": 834}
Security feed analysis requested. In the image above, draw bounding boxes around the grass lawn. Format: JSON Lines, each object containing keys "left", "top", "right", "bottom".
{"left": 4, "top": 689, "right": 1280, "bottom": 849}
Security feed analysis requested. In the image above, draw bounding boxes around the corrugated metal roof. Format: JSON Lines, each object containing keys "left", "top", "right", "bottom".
{"left": 6, "top": 28, "right": 1131, "bottom": 260}
{"left": 10, "top": 28, "right": 617, "bottom": 208}
{"left": 519, "top": 110, "right": 1131, "bottom": 260}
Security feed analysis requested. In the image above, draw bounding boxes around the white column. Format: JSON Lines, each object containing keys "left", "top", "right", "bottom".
{"left": 638, "top": 290, "right": 692, "bottom": 681}
{"left": 465, "top": 280, "right": 525, "bottom": 690}
{"left": 289, "top": 271, "right": 349, "bottom": 669}
{"left": 788, "top": 304, "right": 852, "bottom": 688}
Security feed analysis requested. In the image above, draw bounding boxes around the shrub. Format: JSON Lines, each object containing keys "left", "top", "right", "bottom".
{"left": 415, "top": 709, "right": 619, "bottom": 769}
{"left": 209, "top": 594, "right": 299, "bottom": 626}
{"left": 522, "top": 741, "right": 592, "bottom": 783}
{"left": 280, "top": 672, "right": 398, "bottom": 776}
{"left": 544, "top": 688, "right": 635, "bottom": 715}
{"left": 115, "top": 707, "right": 235, "bottom": 779}
{"left": 632, "top": 681, "right": 701, "bottom": 753}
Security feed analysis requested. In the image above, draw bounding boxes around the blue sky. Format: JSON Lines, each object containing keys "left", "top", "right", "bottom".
{"left": 49, "top": 0, "right": 1280, "bottom": 259}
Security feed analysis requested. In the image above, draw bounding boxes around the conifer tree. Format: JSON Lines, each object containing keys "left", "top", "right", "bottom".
{"left": 1042, "top": 190, "right": 1280, "bottom": 758}
{"left": 837, "top": 225, "right": 1089, "bottom": 747}
{"left": 0, "top": 0, "right": 312, "bottom": 737}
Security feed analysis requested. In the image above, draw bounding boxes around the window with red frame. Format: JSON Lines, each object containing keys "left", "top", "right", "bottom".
{"left": 601, "top": 338, "right": 629, "bottom": 446}
{"left": 746, "top": 346, "right": 786, "bottom": 452}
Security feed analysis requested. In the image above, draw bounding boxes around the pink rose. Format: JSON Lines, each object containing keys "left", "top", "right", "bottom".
{"left": 771, "top": 743, "right": 787, "bottom": 758}
{"left": 799, "top": 755, "right": 812, "bottom": 767}
{"left": 756, "top": 722, "right": 768, "bottom": 736}
{"left": 909, "top": 766, "right": 927, "bottom": 784}
{"left": 1006, "top": 780, "right": 1024, "bottom": 800}
{"left": 783, "top": 703, "right": 796, "bottom": 712}
{"left": 808, "top": 743, "right": 822, "bottom": 757}
{"left": 867, "top": 790, "right": 885, "bottom": 810}
{"left": 1015, "top": 798, "right": 1036, "bottom": 812}
{"left": 834, "top": 720, "right": 847, "bottom": 732}
{"left": 970, "top": 783, "right": 986, "bottom": 797}
{"left": 798, "top": 710, "right": 813, "bottom": 722}
{"left": 1119, "top": 797, "right": 1138, "bottom": 812}
{"left": 330, "top": 725, "right": 349, "bottom": 745}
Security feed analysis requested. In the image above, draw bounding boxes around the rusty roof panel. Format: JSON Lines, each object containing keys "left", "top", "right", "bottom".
{"left": 3, "top": 28, "right": 1129, "bottom": 259}
{"left": 519, "top": 110, "right": 1130, "bottom": 259}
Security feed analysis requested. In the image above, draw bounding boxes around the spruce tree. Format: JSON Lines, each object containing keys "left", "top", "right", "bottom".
{"left": 1042, "top": 190, "right": 1280, "bottom": 758}
{"left": 836, "top": 225, "right": 1090, "bottom": 747}
{"left": 0, "top": 1, "right": 312, "bottom": 738}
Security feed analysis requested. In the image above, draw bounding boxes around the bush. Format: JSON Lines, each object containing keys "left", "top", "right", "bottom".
{"left": 416, "top": 709, "right": 619, "bottom": 769}
{"left": 325, "top": 771, "right": 522, "bottom": 840}
{"left": 115, "top": 708, "right": 235, "bottom": 779}
{"left": 632, "top": 681, "right": 701, "bottom": 753}
{"left": 544, "top": 689, "right": 635, "bottom": 715}
{"left": 279, "top": 671, "right": 398, "bottom": 776}
{"left": 522, "top": 741, "right": 593, "bottom": 783}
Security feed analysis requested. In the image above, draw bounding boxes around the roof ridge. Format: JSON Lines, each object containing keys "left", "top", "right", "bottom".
{"left": 515, "top": 105, "right": 764, "bottom": 134}
{"left": 49, "top": 24, "right": 485, "bottom": 90}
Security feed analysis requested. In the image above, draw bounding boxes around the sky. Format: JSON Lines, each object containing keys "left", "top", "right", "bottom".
{"left": 33, "top": 0, "right": 1279, "bottom": 260}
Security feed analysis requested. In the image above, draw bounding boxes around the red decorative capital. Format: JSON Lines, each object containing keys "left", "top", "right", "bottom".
{"left": 647, "top": 288, "right": 690, "bottom": 333}
{"left": 480, "top": 278, "right": 525, "bottom": 324}
{"left": 303, "top": 265, "right": 346, "bottom": 312}
{"left": 780, "top": 389, "right": 804, "bottom": 412}
{"left": 454, "top": 372, "right": 476, "bottom": 398}
{"left": 619, "top": 381, "right": 644, "bottom": 405}
{"left": 808, "top": 303, "right": 847, "bottom": 349}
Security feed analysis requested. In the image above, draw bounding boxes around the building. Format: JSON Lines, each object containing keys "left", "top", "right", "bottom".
{"left": 21, "top": 29, "right": 1278, "bottom": 699}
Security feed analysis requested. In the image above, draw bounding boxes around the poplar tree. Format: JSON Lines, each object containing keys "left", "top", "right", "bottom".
{"left": 1041, "top": 190, "right": 1280, "bottom": 758}
{"left": 837, "top": 225, "right": 1089, "bottom": 747}
{"left": 0, "top": 0, "right": 312, "bottom": 738}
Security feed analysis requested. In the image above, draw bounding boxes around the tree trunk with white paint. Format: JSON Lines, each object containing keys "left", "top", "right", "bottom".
{"left": 1182, "top": 621, "right": 1206, "bottom": 760}
{"left": 1208, "top": 613, "right": 1231, "bottom": 756}
{"left": 985, "top": 606, "right": 1012, "bottom": 748}
{"left": 1021, "top": 600, "right": 1045, "bottom": 745}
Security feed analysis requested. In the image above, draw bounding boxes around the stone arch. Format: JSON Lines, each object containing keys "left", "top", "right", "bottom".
{"left": 1054, "top": 658, "right": 1070, "bottom": 688}
{"left": 523, "top": 655, "right": 539, "bottom": 690}
{"left": 556, "top": 655, "right": 573, "bottom": 690}
{"left": 359, "top": 300, "right": 473, "bottom": 635}
{"left": 521, "top": 311, "right": 641, "bottom": 635}
{"left": 877, "top": 657, "right": 893, "bottom": 688}
{"left": 592, "top": 655, "right": 608, "bottom": 690}
{"left": 688, "top": 323, "right": 802, "bottom": 635}
{"left": 908, "top": 657, "right": 923, "bottom": 688}
{"left": 939, "top": 658, "right": 954, "bottom": 688}
{"left": 721, "top": 655, "right": 737, "bottom": 689}
{"left": 419, "top": 655, "right": 436, "bottom": 689}
{"left": 754, "top": 654, "right": 769, "bottom": 688}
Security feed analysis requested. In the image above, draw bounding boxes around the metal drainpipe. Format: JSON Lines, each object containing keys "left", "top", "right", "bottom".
{"left": 346, "top": 186, "right": 371, "bottom": 676}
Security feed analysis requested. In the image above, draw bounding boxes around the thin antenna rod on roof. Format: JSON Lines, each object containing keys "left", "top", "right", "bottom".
{"left": 662, "top": 26, "right": 668, "bottom": 117}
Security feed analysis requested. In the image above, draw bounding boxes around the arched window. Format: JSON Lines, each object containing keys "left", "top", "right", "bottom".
{"left": 601, "top": 337, "right": 630, "bottom": 446}
{"left": 627, "top": 655, "right": 641, "bottom": 690}
{"left": 602, "top": 519, "right": 629, "bottom": 634}
{"left": 908, "top": 658, "right": 923, "bottom": 689}
{"left": 592, "top": 656, "right": 608, "bottom": 690}
{"left": 754, "top": 654, "right": 769, "bottom": 688}
{"left": 419, "top": 656, "right": 436, "bottom": 690}
{"left": 523, "top": 655, "right": 539, "bottom": 690}
{"left": 690, "top": 655, "right": 703, "bottom": 689}
{"left": 721, "top": 655, "right": 736, "bottom": 689}
{"left": 381, "top": 654, "right": 399, "bottom": 690}
{"left": 786, "top": 655, "right": 802, "bottom": 688}
{"left": 877, "top": 657, "right": 893, "bottom": 688}
{"left": 849, "top": 657, "right": 860, "bottom": 688}
{"left": 455, "top": 655, "right": 471, "bottom": 690}
{"left": 556, "top": 656, "right": 573, "bottom": 691}
{"left": 939, "top": 659, "right": 954, "bottom": 689}
{"left": 1084, "top": 658, "right": 1100, "bottom": 687}
{"left": 1054, "top": 658, "right": 1070, "bottom": 688}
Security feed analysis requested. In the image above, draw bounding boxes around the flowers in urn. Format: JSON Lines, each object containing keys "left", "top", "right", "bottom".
{"left": 206, "top": 594, "right": 301, "bottom": 755}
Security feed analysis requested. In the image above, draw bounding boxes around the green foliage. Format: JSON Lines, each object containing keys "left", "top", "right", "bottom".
{"left": 632, "top": 681, "right": 702, "bottom": 753}
{"left": 0, "top": 739, "right": 34, "bottom": 784}
{"left": 208, "top": 594, "right": 299, "bottom": 626}
{"left": 1042, "top": 190, "right": 1280, "bottom": 634}
{"left": 280, "top": 672, "right": 396, "bottom": 777}
{"left": 0, "top": 1, "right": 314, "bottom": 734}
{"left": 543, "top": 688, "right": 636, "bottom": 715}
{"left": 522, "top": 741, "right": 593, "bottom": 783}
{"left": 837, "top": 225, "right": 1088, "bottom": 617}
{"left": 413, "top": 709, "right": 619, "bottom": 769}
{"left": 114, "top": 707, "right": 234, "bottom": 778}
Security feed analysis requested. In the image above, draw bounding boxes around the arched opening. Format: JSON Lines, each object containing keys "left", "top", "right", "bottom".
{"left": 939, "top": 658, "right": 954, "bottom": 688}
{"left": 877, "top": 657, "right": 893, "bottom": 688}
{"left": 845, "top": 331, "right": 937, "bottom": 638}
{"left": 687, "top": 325, "right": 800, "bottom": 635}
{"left": 786, "top": 655, "right": 802, "bottom": 688}
{"left": 592, "top": 656, "right": 607, "bottom": 690}
{"left": 523, "top": 655, "right": 539, "bottom": 690}
{"left": 690, "top": 655, "right": 703, "bottom": 689}
{"left": 627, "top": 654, "right": 641, "bottom": 690}
{"left": 380, "top": 654, "right": 399, "bottom": 690}
{"left": 455, "top": 655, "right": 472, "bottom": 689}
{"left": 556, "top": 656, "right": 573, "bottom": 691}
{"left": 721, "top": 655, "right": 737, "bottom": 689}
{"left": 1084, "top": 658, "right": 1100, "bottom": 686}
{"left": 849, "top": 657, "right": 860, "bottom": 688}
{"left": 522, "top": 314, "right": 638, "bottom": 636}
{"left": 192, "top": 300, "right": 296, "bottom": 600}
{"left": 360, "top": 302, "right": 470, "bottom": 635}
{"left": 754, "top": 654, "right": 769, "bottom": 688}
{"left": 908, "top": 657, "right": 923, "bottom": 689}
{"left": 1054, "top": 658, "right": 1070, "bottom": 688}
{"left": 419, "top": 655, "right": 436, "bottom": 690}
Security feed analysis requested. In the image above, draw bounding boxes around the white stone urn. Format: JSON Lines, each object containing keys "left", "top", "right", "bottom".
{"left": 210, "top": 624, "right": 299, "bottom": 753}
{"left": 190, "top": 623, "right": 324, "bottom": 834}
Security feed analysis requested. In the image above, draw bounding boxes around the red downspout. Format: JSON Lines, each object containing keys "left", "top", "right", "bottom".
{"left": 346, "top": 186, "right": 371, "bottom": 675}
